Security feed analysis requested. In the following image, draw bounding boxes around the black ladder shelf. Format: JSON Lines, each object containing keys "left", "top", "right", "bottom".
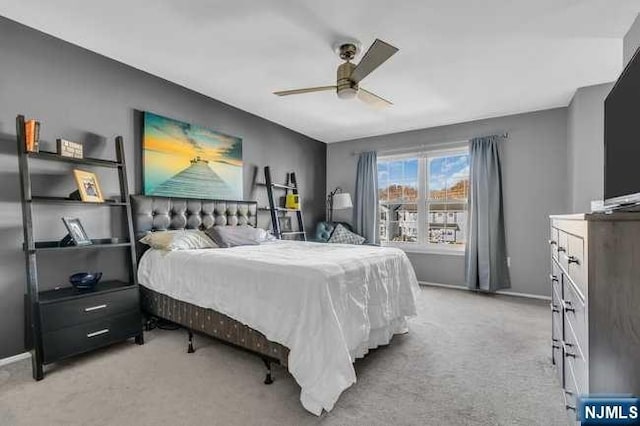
{"left": 262, "top": 166, "right": 306, "bottom": 241}
{"left": 15, "top": 114, "right": 142, "bottom": 380}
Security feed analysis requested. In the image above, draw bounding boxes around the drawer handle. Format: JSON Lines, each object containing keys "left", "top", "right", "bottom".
{"left": 563, "top": 300, "right": 575, "bottom": 313}
{"left": 550, "top": 303, "right": 560, "bottom": 313}
{"left": 566, "top": 404, "right": 576, "bottom": 411}
{"left": 564, "top": 350, "right": 577, "bottom": 358}
{"left": 558, "top": 246, "right": 566, "bottom": 253}
{"left": 87, "top": 329, "right": 109, "bottom": 338}
{"left": 549, "top": 240, "right": 557, "bottom": 246}
{"left": 549, "top": 274, "right": 558, "bottom": 283}
{"left": 84, "top": 304, "right": 107, "bottom": 312}
{"left": 568, "top": 256, "right": 580, "bottom": 265}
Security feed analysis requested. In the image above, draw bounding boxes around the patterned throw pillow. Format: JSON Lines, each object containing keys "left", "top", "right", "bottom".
{"left": 327, "top": 224, "right": 366, "bottom": 245}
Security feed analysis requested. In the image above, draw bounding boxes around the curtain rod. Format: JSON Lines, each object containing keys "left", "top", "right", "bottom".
{"left": 350, "top": 132, "right": 509, "bottom": 156}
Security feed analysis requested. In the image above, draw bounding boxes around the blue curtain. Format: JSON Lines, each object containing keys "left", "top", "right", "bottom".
{"left": 465, "top": 136, "right": 510, "bottom": 292}
{"left": 353, "top": 151, "right": 378, "bottom": 244}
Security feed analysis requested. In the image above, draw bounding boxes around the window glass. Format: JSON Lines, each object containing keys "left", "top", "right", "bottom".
{"left": 377, "top": 150, "right": 469, "bottom": 247}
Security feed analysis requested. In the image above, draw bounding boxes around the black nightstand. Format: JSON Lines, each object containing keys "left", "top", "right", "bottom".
{"left": 37, "top": 281, "right": 142, "bottom": 371}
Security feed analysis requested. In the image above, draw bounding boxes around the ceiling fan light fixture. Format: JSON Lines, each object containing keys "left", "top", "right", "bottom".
{"left": 337, "top": 86, "right": 357, "bottom": 100}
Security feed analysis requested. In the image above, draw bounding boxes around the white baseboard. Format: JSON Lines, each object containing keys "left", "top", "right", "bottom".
{"left": 0, "top": 352, "right": 31, "bottom": 368}
{"left": 419, "top": 281, "right": 551, "bottom": 301}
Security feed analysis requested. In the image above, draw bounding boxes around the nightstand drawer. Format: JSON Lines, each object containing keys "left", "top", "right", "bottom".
{"left": 40, "top": 287, "right": 139, "bottom": 332}
{"left": 42, "top": 310, "right": 141, "bottom": 363}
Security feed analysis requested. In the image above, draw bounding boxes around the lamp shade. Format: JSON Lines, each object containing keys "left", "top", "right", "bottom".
{"left": 332, "top": 193, "right": 353, "bottom": 210}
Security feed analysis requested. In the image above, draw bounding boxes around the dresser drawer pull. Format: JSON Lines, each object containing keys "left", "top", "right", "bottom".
{"left": 548, "top": 240, "right": 557, "bottom": 246}
{"left": 87, "top": 329, "right": 110, "bottom": 338}
{"left": 84, "top": 304, "right": 107, "bottom": 312}
{"left": 564, "top": 350, "right": 577, "bottom": 358}
{"left": 550, "top": 303, "right": 560, "bottom": 313}
{"left": 549, "top": 274, "right": 558, "bottom": 283}
{"left": 566, "top": 404, "right": 576, "bottom": 411}
{"left": 568, "top": 256, "right": 580, "bottom": 265}
{"left": 563, "top": 300, "right": 575, "bottom": 313}
{"left": 558, "top": 246, "right": 566, "bottom": 253}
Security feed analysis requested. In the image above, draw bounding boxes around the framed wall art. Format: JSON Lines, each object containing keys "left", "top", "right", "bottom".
{"left": 142, "top": 112, "right": 243, "bottom": 200}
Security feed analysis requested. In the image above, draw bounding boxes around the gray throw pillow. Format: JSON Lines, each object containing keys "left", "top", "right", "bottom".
{"left": 205, "top": 225, "right": 262, "bottom": 248}
{"left": 327, "top": 224, "right": 365, "bottom": 245}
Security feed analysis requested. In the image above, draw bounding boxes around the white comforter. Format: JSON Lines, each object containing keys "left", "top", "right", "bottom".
{"left": 138, "top": 240, "right": 420, "bottom": 415}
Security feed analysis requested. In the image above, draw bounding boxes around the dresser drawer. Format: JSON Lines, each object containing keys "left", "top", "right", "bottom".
{"left": 564, "top": 323, "right": 588, "bottom": 393}
{"left": 563, "top": 279, "right": 587, "bottom": 356}
{"left": 550, "top": 227, "right": 559, "bottom": 260}
{"left": 566, "top": 234, "right": 586, "bottom": 295}
{"left": 557, "top": 230, "right": 569, "bottom": 270}
{"left": 42, "top": 310, "right": 141, "bottom": 363}
{"left": 40, "top": 287, "right": 139, "bottom": 332}
{"left": 563, "top": 360, "right": 580, "bottom": 423}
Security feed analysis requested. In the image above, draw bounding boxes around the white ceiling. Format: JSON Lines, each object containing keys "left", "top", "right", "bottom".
{"left": 1, "top": 1, "right": 638, "bottom": 143}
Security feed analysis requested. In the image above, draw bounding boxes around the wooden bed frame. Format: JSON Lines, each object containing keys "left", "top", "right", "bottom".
{"left": 131, "top": 195, "right": 289, "bottom": 383}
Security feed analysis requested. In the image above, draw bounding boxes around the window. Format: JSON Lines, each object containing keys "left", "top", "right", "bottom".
{"left": 378, "top": 147, "right": 469, "bottom": 252}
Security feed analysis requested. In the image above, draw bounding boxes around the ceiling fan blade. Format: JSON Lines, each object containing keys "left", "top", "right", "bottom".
{"left": 350, "top": 39, "right": 399, "bottom": 84}
{"left": 357, "top": 88, "right": 393, "bottom": 108}
{"left": 273, "top": 86, "right": 336, "bottom": 96}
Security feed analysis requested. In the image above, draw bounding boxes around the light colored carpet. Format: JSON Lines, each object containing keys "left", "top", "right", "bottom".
{"left": 0, "top": 286, "right": 568, "bottom": 426}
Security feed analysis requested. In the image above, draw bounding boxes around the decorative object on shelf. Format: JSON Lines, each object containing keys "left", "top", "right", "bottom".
{"left": 72, "top": 169, "right": 104, "bottom": 202}
{"left": 56, "top": 138, "right": 83, "bottom": 158}
{"left": 285, "top": 193, "right": 300, "bottom": 210}
{"left": 69, "top": 272, "right": 103, "bottom": 290}
{"left": 61, "top": 217, "right": 92, "bottom": 246}
{"left": 280, "top": 216, "right": 292, "bottom": 232}
{"left": 326, "top": 188, "right": 353, "bottom": 223}
{"left": 24, "top": 119, "right": 40, "bottom": 152}
{"left": 142, "top": 111, "right": 243, "bottom": 200}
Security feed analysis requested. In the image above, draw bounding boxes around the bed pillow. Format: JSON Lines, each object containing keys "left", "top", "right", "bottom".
{"left": 327, "top": 224, "right": 366, "bottom": 245}
{"left": 139, "top": 230, "right": 218, "bottom": 251}
{"left": 205, "top": 225, "right": 263, "bottom": 248}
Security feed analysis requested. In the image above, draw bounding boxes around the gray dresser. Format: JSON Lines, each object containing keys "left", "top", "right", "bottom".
{"left": 550, "top": 213, "right": 640, "bottom": 418}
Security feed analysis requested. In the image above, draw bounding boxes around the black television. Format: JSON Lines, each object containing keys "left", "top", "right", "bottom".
{"left": 604, "top": 46, "right": 640, "bottom": 208}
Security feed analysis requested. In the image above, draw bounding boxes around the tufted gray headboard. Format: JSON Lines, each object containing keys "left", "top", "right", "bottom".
{"left": 130, "top": 195, "right": 258, "bottom": 259}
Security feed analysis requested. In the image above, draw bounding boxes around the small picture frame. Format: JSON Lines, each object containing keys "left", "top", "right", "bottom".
{"left": 61, "top": 217, "right": 92, "bottom": 246}
{"left": 73, "top": 169, "right": 104, "bottom": 203}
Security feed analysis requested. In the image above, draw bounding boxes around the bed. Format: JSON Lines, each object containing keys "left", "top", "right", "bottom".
{"left": 131, "top": 195, "right": 420, "bottom": 415}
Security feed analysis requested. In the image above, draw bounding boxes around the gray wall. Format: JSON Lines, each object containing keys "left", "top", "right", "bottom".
{"left": 624, "top": 14, "right": 640, "bottom": 67}
{"left": 327, "top": 108, "right": 568, "bottom": 297}
{"left": 0, "top": 17, "right": 326, "bottom": 359}
{"left": 566, "top": 83, "right": 614, "bottom": 213}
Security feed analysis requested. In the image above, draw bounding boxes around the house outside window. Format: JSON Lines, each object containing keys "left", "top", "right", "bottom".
{"left": 377, "top": 146, "right": 469, "bottom": 254}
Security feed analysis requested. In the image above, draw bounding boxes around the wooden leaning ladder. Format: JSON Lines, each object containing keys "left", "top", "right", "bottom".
{"left": 263, "top": 166, "right": 306, "bottom": 241}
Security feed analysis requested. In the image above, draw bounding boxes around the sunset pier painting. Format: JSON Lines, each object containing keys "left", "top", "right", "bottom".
{"left": 143, "top": 112, "right": 242, "bottom": 200}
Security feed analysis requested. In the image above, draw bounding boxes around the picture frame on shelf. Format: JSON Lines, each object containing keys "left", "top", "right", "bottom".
{"left": 61, "top": 217, "right": 92, "bottom": 246}
{"left": 73, "top": 169, "right": 104, "bottom": 203}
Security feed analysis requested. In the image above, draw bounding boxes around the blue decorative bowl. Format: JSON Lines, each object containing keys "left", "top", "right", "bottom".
{"left": 69, "top": 272, "right": 103, "bottom": 290}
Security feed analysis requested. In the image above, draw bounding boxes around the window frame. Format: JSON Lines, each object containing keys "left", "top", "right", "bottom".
{"left": 378, "top": 145, "right": 469, "bottom": 256}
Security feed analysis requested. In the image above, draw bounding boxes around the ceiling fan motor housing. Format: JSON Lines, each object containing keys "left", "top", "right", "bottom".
{"left": 337, "top": 61, "right": 358, "bottom": 99}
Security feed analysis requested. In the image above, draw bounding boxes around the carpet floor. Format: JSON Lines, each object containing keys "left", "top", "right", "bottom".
{"left": 0, "top": 286, "right": 568, "bottom": 426}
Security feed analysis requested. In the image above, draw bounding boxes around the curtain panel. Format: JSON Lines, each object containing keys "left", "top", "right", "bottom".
{"left": 465, "top": 136, "right": 510, "bottom": 292}
{"left": 353, "top": 151, "right": 378, "bottom": 244}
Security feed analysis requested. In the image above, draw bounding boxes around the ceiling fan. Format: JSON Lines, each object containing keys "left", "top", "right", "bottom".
{"left": 273, "top": 39, "right": 399, "bottom": 108}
